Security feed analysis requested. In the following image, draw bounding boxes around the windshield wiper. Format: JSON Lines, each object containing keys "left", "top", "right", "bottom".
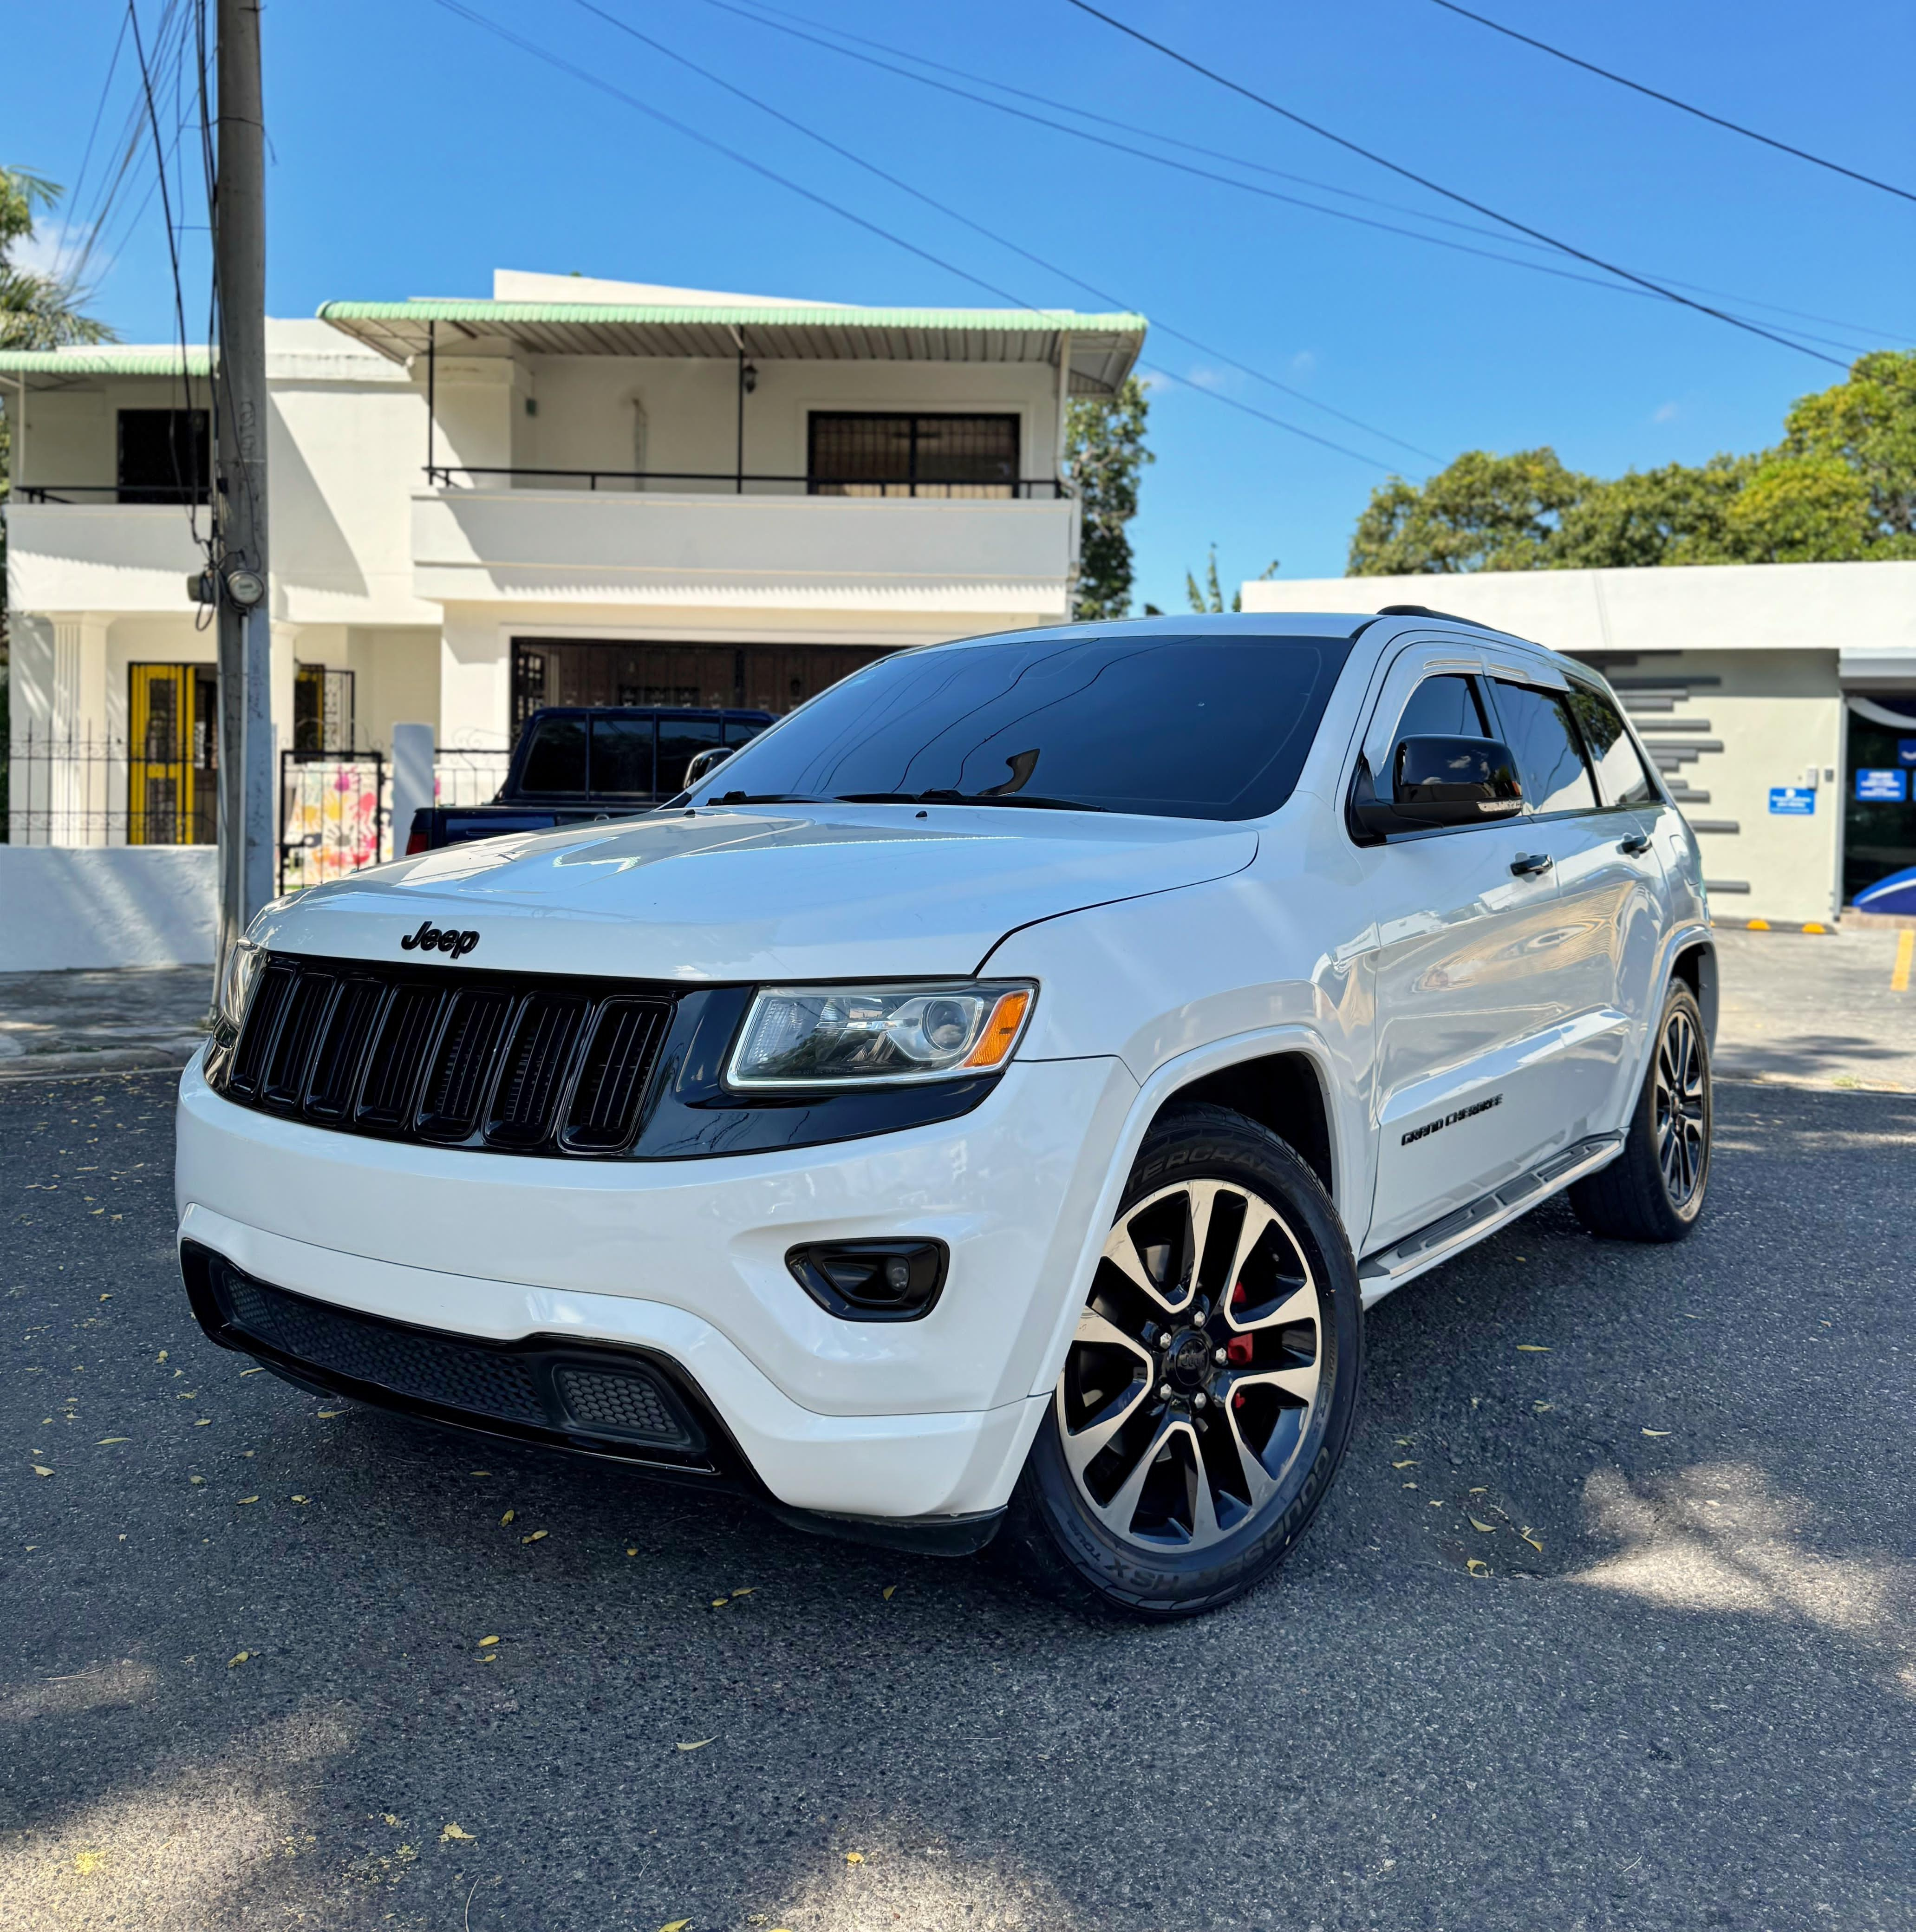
{"left": 708, "top": 792, "right": 825, "bottom": 805}
{"left": 916, "top": 790, "right": 1105, "bottom": 812}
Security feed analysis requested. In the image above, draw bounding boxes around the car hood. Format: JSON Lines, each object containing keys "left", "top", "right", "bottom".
{"left": 254, "top": 805, "right": 1259, "bottom": 981}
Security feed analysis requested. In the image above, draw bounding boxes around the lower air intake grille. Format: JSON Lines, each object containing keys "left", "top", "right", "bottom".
{"left": 219, "top": 953, "right": 677, "bottom": 1157}
{"left": 203, "top": 1252, "right": 709, "bottom": 1463}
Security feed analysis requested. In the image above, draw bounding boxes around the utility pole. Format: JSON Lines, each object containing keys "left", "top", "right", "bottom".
{"left": 213, "top": 0, "right": 272, "bottom": 975}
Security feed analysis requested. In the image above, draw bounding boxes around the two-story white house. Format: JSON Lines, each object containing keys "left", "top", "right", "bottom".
{"left": 2, "top": 269, "right": 1143, "bottom": 930}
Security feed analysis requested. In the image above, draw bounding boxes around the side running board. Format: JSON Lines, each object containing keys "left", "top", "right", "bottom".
{"left": 1358, "top": 1133, "right": 1624, "bottom": 1301}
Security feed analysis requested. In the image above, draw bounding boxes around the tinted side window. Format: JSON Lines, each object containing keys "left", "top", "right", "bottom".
{"left": 1566, "top": 685, "right": 1658, "bottom": 806}
{"left": 590, "top": 715, "right": 656, "bottom": 796}
{"left": 1395, "top": 673, "right": 1487, "bottom": 742}
{"left": 518, "top": 716, "right": 587, "bottom": 796}
{"left": 1489, "top": 683, "right": 1598, "bottom": 815}
{"left": 657, "top": 715, "right": 723, "bottom": 795}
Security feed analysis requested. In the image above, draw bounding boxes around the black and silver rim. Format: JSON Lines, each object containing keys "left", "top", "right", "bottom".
{"left": 1055, "top": 1179, "right": 1323, "bottom": 1553}
{"left": 1654, "top": 1007, "right": 1708, "bottom": 1209}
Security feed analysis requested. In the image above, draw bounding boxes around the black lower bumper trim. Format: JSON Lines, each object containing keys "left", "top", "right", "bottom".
{"left": 180, "top": 1240, "right": 753, "bottom": 1488}
{"left": 765, "top": 1501, "right": 1007, "bottom": 1558}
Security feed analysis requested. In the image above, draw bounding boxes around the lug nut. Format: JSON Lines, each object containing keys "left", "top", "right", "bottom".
{"left": 1193, "top": 1392, "right": 1208, "bottom": 1410}
{"left": 1212, "top": 1346, "right": 1228, "bottom": 1365}
{"left": 1158, "top": 1382, "right": 1172, "bottom": 1400}
{"left": 1156, "top": 1332, "right": 1172, "bottom": 1350}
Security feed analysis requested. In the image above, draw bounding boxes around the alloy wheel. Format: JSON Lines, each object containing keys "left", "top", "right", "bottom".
{"left": 1055, "top": 1179, "right": 1323, "bottom": 1552}
{"left": 1653, "top": 1007, "right": 1708, "bottom": 1208}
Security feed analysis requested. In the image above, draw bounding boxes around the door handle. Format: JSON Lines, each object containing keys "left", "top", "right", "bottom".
{"left": 1618, "top": 832, "right": 1651, "bottom": 856}
{"left": 1510, "top": 852, "right": 1554, "bottom": 877}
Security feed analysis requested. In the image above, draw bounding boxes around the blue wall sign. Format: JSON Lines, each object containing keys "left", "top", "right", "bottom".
{"left": 1768, "top": 787, "right": 1816, "bottom": 816}
{"left": 1856, "top": 768, "right": 1909, "bottom": 803}
{"left": 1897, "top": 738, "right": 1916, "bottom": 767}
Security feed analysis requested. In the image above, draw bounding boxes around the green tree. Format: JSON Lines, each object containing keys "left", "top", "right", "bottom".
{"left": 1779, "top": 349, "right": 1916, "bottom": 548}
{"left": 1346, "top": 350, "right": 1916, "bottom": 574}
{"left": 1550, "top": 455, "right": 1753, "bottom": 568}
{"left": 1066, "top": 374, "right": 1153, "bottom": 620}
{"left": 1347, "top": 447, "right": 1587, "bottom": 574}
{"left": 1184, "top": 546, "right": 1279, "bottom": 612}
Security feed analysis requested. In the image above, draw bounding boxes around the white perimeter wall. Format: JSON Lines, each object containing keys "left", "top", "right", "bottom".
{"left": 0, "top": 847, "right": 217, "bottom": 970}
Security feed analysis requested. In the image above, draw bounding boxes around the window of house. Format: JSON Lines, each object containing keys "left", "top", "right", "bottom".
{"left": 1566, "top": 684, "right": 1659, "bottom": 807}
{"left": 808, "top": 413, "right": 1020, "bottom": 498}
{"left": 1488, "top": 682, "right": 1599, "bottom": 815}
{"left": 117, "top": 409, "right": 209, "bottom": 504}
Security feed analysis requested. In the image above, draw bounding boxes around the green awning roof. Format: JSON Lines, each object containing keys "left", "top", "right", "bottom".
{"left": 317, "top": 299, "right": 1146, "bottom": 394}
{"left": 0, "top": 346, "right": 212, "bottom": 384}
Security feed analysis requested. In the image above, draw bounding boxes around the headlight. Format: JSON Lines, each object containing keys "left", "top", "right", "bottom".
{"left": 726, "top": 982, "right": 1035, "bottom": 1089}
{"left": 217, "top": 939, "right": 265, "bottom": 1031}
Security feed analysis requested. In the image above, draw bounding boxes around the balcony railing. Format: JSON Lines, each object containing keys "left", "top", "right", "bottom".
{"left": 15, "top": 483, "right": 212, "bottom": 505}
{"left": 424, "top": 464, "right": 1070, "bottom": 499}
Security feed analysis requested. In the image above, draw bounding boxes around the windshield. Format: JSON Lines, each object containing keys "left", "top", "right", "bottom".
{"left": 691, "top": 631, "right": 1354, "bottom": 821}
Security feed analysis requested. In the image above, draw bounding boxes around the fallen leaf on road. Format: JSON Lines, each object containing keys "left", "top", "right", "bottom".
{"left": 97, "top": 1437, "right": 128, "bottom": 1445}
{"left": 845, "top": 1851, "right": 865, "bottom": 1865}
{"left": 522, "top": 1529, "right": 547, "bottom": 1543}
{"left": 658, "top": 1920, "right": 692, "bottom": 1932}
{"left": 470, "top": 1470, "right": 489, "bottom": 1476}
{"left": 1402, "top": 1482, "right": 1418, "bottom": 1490}
{"left": 1392, "top": 1459, "right": 1418, "bottom": 1469}
{"left": 1466, "top": 1559, "right": 1488, "bottom": 1577}
{"left": 228, "top": 1651, "right": 250, "bottom": 1667}
{"left": 238, "top": 1367, "right": 264, "bottom": 1377}
{"left": 1532, "top": 1402, "right": 1552, "bottom": 1412}
{"left": 291, "top": 1495, "right": 308, "bottom": 1503}
{"left": 1469, "top": 1518, "right": 1495, "bottom": 1533}
{"left": 316, "top": 1410, "right": 341, "bottom": 1419}
{"left": 478, "top": 1636, "right": 499, "bottom": 1648}
{"left": 1521, "top": 1535, "right": 1544, "bottom": 1553}
{"left": 730, "top": 1587, "right": 756, "bottom": 1598}
{"left": 237, "top": 1496, "right": 258, "bottom": 1505}
{"left": 882, "top": 1586, "right": 897, "bottom": 1601}
{"left": 626, "top": 1547, "right": 638, "bottom": 1557}
{"left": 1642, "top": 1429, "right": 1672, "bottom": 1437}
{"left": 500, "top": 1510, "right": 515, "bottom": 1526}
{"left": 1468, "top": 1487, "right": 1487, "bottom": 1494}
{"left": 194, "top": 1418, "right": 210, "bottom": 1427}
{"left": 676, "top": 1739, "right": 712, "bottom": 1752}
{"left": 32, "top": 1466, "right": 52, "bottom": 1478}
{"left": 1516, "top": 1345, "right": 1551, "bottom": 1352}
{"left": 189, "top": 1475, "right": 205, "bottom": 1485}
{"left": 382, "top": 1815, "right": 402, "bottom": 1828}
{"left": 711, "top": 1598, "right": 729, "bottom": 1609}
{"left": 439, "top": 1823, "right": 475, "bottom": 1843}
{"left": 156, "top": 1351, "right": 168, "bottom": 1363}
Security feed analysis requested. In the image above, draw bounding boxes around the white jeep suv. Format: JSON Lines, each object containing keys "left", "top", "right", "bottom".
{"left": 176, "top": 612, "right": 1714, "bottom": 1617}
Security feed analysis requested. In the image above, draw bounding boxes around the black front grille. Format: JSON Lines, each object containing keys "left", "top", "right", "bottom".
{"left": 219, "top": 954, "right": 677, "bottom": 1156}
{"left": 196, "top": 1251, "right": 710, "bottom": 1464}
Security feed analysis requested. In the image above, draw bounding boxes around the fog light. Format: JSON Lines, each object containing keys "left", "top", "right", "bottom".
{"left": 785, "top": 1240, "right": 949, "bottom": 1322}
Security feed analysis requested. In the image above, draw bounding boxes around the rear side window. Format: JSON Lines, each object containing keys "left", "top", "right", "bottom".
{"left": 518, "top": 716, "right": 587, "bottom": 796}
{"left": 1566, "top": 685, "right": 1659, "bottom": 806}
{"left": 1394, "top": 673, "right": 1488, "bottom": 742}
{"left": 1489, "top": 683, "right": 1598, "bottom": 815}
{"left": 590, "top": 714, "right": 655, "bottom": 796}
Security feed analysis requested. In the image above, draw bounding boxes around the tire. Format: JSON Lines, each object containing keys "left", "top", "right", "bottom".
{"left": 1570, "top": 980, "right": 1712, "bottom": 1242}
{"left": 1000, "top": 1103, "right": 1363, "bottom": 1620}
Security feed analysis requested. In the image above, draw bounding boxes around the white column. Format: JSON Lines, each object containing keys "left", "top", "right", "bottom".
{"left": 49, "top": 615, "right": 108, "bottom": 846}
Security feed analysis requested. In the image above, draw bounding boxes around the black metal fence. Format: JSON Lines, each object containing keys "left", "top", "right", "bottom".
{"left": 4, "top": 724, "right": 216, "bottom": 847}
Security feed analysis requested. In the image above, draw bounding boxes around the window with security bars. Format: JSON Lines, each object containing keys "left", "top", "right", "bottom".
{"left": 808, "top": 413, "right": 1020, "bottom": 498}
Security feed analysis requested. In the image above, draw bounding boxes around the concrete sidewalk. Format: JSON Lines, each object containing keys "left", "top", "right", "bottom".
{"left": 0, "top": 922, "right": 1909, "bottom": 1088}
{"left": 0, "top": 966, "right": 211, "bottom": 1080}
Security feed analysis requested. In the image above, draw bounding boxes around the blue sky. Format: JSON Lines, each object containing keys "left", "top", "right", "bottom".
{"left": 13, "top": 0, "right": 1916, "bottom": 608}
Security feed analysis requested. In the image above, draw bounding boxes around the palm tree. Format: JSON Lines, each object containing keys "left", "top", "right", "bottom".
{"left": 0, "top": 167, "right": 117, "bottom": 349}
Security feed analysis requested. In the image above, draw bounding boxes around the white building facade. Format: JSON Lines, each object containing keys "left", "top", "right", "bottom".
{"left": 1242, "top": 562, "right": 1916, "bottom": 928}
{"left": 2, "top": 271, "right": 1142, "bottom": 927}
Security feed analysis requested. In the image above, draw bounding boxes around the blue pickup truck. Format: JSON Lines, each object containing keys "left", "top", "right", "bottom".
{"left": 404, "top": 705, "right": 775, "bottom": 852}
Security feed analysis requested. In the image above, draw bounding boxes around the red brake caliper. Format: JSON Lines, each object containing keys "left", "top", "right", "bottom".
{"left": 1228, "top": 1281, "right": 1253, "bottom": 1390}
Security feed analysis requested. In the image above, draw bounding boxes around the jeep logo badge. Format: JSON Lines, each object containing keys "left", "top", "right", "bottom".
{"left": 400, "top": 919, "right": 480, "bottom": 959}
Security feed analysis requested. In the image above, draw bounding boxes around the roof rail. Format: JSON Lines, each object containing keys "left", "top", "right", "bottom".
{"left": 1375, "top": 604, "right": 1475, "bottom": 623}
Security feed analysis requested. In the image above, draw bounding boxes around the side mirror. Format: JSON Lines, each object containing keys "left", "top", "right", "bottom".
{"left": 684, "top": 744, "right": 735, "bottom": 789}
{"left": 1352, "top": 736, "right": 1524, "bottom": 838}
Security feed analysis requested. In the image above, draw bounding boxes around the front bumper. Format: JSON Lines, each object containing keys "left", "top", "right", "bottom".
{"left": 175, "top": 1049, "right": 1137, "bottom": 1522}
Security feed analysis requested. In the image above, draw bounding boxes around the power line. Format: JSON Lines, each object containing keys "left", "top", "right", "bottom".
{"left": 708, "top": 0, "right": 1886, "bottom": 358}
{"left": 569, "top": 0, "right": 1429, "bottom": 463}
{"left": 1063, "top": 0, "right": 1846, "bottom": 367}
{"left": 1429, "top": 0, "right": 1916, "bottom": 207}
{"left": 426, "top": 0, "right": 1401, "bottom": 471}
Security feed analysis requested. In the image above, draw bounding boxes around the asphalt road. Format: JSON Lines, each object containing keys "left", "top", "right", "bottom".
{"left": 2, "top": 1070, "right": 1911, "bottom": 1932}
